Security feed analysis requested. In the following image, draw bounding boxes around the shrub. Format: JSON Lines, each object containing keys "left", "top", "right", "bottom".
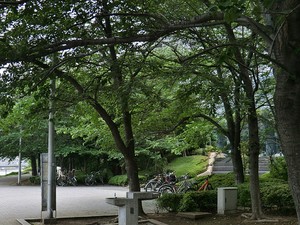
{"left": 179, "top": 191, "right": 217, "bottom": 212}
{"left": 108, "top": 175, "right": 128, "bottom": 186}
{"left": 237, "top": 183, "right": 251, "bottom": 208}
{"left": 237, "top": 181, "right": 295, "bottom": 213}
{"left": 156, "top": 193, "right": 183, "bottom": 212}
{"left": 269, "top": 157, "right": 288, "bottom": 181}
{"left": 75, "top": 171, "right": 86, "bottom": 185}
{"left": 209, "top": 173, "right": 236, "bottom": 188}
{"left": 179, "top": 193, "right": 199, "bottom": 212}
{"left": 29, "top": 176, "right": 40, "bottom": 185}
{"left": 260, "top": 182, "right": 294, "bottom": 211}
{"left": 108, "top": 174, "right": 146, "bottom": 186}
{"left": 157, "top": 191, "right": 217, "bottom": 213}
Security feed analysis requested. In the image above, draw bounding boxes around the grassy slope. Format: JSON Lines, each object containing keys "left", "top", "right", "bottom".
{"left": 165, "top": 155, "right": 208, "bottom": 177}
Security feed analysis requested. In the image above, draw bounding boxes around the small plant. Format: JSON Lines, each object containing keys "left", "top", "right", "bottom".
{"left": 29, "top": 176, "right": 40, "bottom": 185}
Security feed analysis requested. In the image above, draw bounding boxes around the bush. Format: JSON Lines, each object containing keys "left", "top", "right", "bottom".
{"left": 237, "top": 181, "right": 295, "bottom": 213}
{"left": 209, "top": 173, "right": 236, "bottom": 188}
{"left": 269, "top": 157, "right": 288, "bottom": 181}
{"left": 157, "top": 191, "right": 217, "bottom": 213}
{"left": 237, "top": 183, "right": 251, "bottom": 208}
{"left": 108, "top": 174, "right": 147, "bottom": 186}
{"left": 260, "top": 182, "right": 294, "bottom": 211}
{"left": 179, "top": 193, "right": 199, "bottom": 212}
{"left": 108, "top": 175, "right": 128, "bottom": 186}
{"left": 29, "top": 176, "right": 40, "bottom": 185}
{"left": 179, "top": 191, "right": 217, "bottom": 212}
{"left": 75, "top": 171, "right": 86, "bottom": 185}
{"left": 156, "top": 193, "right": 183, "bottom": 212}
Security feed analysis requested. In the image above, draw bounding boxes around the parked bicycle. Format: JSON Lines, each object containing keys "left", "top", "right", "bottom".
{"left": 197, "top": 176, "right": 213, "bottom": 191}
{"left": 56, "top": 168, "right": 77, "bottom": 186}
{"left": 158, "top": 173, "right": 193, "bottom": 194}
{"left": 144, "top": 172, "right": 177, "bottom": 192}
{"left": 158, "top": 175, "right": 213, "bottom": 194}
{"left": 85, "top": 171, "right": 104, "bottom": 186}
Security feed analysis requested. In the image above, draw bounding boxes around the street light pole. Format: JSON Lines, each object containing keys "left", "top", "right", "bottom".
{"left": 17, "top": 127, "right": 22, "bottom": 185}
{"left": 47, "top": 78, "right": 56, "bottom": 219}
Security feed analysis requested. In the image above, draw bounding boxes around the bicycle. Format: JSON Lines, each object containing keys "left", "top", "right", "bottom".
{"left": 197, "top": 176, "right": 213, "bottom": 191}
{"left": 144, "top": 172, "right": 176, "bottom": 192}
{"left": 158, "top": 173, "right": 193, "bottom": 194}
{"left": 66, "top": 169, "right": 77, "bottom": 186}
{"left": 56, "top": 168, "right": 77, "bottom": 186}
{"left": 85, "top": 171, "right": 103, "bottom": 186}
{"left": 158, "top": 175, "right": 213, "bottom": 194}
{"left": 144, "top": 175, "right": 163, "bottom": 192}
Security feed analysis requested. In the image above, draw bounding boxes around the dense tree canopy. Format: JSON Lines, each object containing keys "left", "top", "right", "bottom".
{"left": 0, "top": 0, "right": 300, "bottom": 223}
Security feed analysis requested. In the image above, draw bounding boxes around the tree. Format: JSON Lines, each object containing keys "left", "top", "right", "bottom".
{"left": 0, "top": 95, "right": 47, "bottom": 175}
{"left": 1, "top": 0, "right": 300, "bottom": 222}
{"left": 269, "top": 1, "right": 300, "bottom": 222}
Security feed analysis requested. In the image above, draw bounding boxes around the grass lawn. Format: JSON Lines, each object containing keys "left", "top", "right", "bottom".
{"left": 165, "top": 155, "right": 208, "bottom": 177}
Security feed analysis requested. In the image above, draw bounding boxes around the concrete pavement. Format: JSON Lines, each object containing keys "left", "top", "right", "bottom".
{"left": 0, "top": 175, "right": 157, "bottom": 225}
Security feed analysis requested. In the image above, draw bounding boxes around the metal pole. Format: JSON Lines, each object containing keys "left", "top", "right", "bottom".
{"left": 17, "top": 127, "right": 22, "bottom": 185}
{"left": 47, "top": 78, "right": 55, "bottom": 219}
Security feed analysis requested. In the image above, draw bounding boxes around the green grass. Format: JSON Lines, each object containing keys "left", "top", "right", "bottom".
{"left": 165, "top": 155, "right": 208, "bottom": 177}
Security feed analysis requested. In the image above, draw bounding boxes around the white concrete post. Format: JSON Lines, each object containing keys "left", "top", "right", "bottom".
{"left": 217, "top": 187, "right": 238, "bottom": 214}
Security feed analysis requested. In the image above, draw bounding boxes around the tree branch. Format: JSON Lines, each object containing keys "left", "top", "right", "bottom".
{"left": 0, "top": 0, "right": 29, "bottom": 7}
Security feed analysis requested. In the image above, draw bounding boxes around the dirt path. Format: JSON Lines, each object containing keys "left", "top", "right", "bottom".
{"left": 27, "top": 212, "right": 298, "bottom": 225}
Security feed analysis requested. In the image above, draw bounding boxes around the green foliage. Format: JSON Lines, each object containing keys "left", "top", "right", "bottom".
{"left": 29, "top": 176, "right": 40, "bottom": 185}
{"left": 179, "top": 191, "right": 217, "bottom": 212}
{"left": 237, "top": 183, "right": 251, "bottom": 208}
{"left": 269, "top": 157, "right": 288, "bottom": 181}
{"left": 157, "top": 173, "right": 294, "bottom": 214}
{"left": 238, "top": 179, "right": 294, "bottom": 212}
{"left": 108, "top": 174, "right": 147, "bottom": 186}
{"left": 179, "top": 193, "right": 199, "bottom": 212}
{"left": 261, "top": 182, "right": 294, "bottom": 211}
{"left": 156, "top": 193, "right": 183, "bottom": 212}
{"left": 191, "top": 173, "right": 236, "bottom": 191}
{"left": 108, "top": 175, "right": 128, "bottom": 186}
{"left": 157, "top": 191, "right": 217, "bottom": 213}
{"left": 165, "top": 155, "right": 208, "bottom": 177}
{"left": 209, "top": 173, "right": 237, "bottom": 187}
{"left": 75, "top": 170, "right": 86, "bottom": 185}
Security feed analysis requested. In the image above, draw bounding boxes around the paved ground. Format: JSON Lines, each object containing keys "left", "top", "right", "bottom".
{"left": 0, "top": 175, "right": 157, "bottom": 225}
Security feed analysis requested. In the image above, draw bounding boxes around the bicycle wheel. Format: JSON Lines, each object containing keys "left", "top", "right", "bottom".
{"left": 56, "top": 177, "right": 66, "bottom": 186}
{"left": 158, "top": 185, "right": 175, "bottom": 194}
{"left": 85, "top": 176, "right": 96, "bottom": 186}
{"left": 70, "top": 177, "right": 78, "bottom": 186}
{"left": 144, "top": 181, "right": 158, "bottom": 192}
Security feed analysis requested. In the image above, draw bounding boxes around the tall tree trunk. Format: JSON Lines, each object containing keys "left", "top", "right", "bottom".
{"left": 124, "top": 154, "right": 140, "bottom": 192}
{"left": 31, "top": 155, "right": 38, "bottom": 176}
{"left": 248, "top": 99, "right": 263, "bottom": 219}
{"left": 218, "top": 68, "right": 244, "bottom": 184}
{"left": 272, "top": 1, "right": 300, "bottom": 222}
{"left": 225, "top": 24, "right": 263, "bottom": 219}
{"left": 231, "top": 77, "right": 244, "bottom": 184}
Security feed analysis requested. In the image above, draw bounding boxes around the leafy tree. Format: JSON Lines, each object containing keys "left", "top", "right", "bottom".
{"left": 0, "top": 0, "right": 300, "bottom": 222}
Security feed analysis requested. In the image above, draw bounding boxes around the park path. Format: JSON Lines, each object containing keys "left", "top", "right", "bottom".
{"left": 0, "top": 175, "right": 157, "bottom": 225}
